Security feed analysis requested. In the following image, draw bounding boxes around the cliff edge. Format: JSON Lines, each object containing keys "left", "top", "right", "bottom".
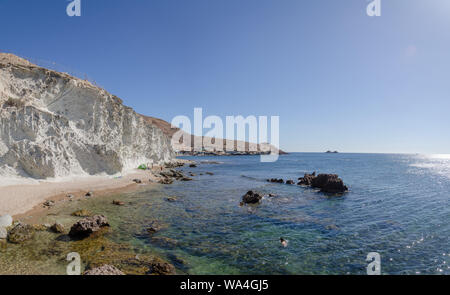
{"left": 0, "top": 53, "right": 174, "bottom": 180}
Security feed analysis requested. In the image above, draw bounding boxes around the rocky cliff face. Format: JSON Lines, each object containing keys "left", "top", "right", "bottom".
{"left": 0, "top": 53, "right": 174, "bottom": 180}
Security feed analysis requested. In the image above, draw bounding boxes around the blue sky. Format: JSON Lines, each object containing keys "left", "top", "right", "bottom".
{"left": 1, "top": 0, "right": 449, "bottom": 153}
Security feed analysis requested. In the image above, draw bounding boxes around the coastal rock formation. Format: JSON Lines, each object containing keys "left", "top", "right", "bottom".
{"left": 312, "top": 174, "right": 348, "bottom": 193}
{"left": 268, "top": 178, "right": 284, "bottom": 183}
{"left": 297, "top": 172, "right": 316, "bottom": 186}
{"left": 83, "top": 264, "right": 125, "bottom": 275}
{"left": 69, "top": 215, "right": 110, "bottom": 238}
{"left": 298, "top": 173, "right": 348, "bottom": 193}
{"left": 7, "top": 223, "right": 35, "bottom": 243}
{"left": 242, "top": 191, "right": 263, "bottom": 204}
{"left": 0, "top": 53, "right": 174, "bottom": 180}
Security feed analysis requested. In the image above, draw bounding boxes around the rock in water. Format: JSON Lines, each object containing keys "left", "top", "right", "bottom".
{"left": 0, "top": 215, "right": 13, "bottom": 227}
{"left": 0, "top": 227, "right": 7, "bottom": 239}
{"left": 7, "top": 224, "right": 35, "bottom": 244}
{"left": 69, "top": 215, "right": 110, "bottom": 238}
{"left": 0, "top": 53, "right": 174, "bottom": 180}
{"left": 83, "top": 265, "right": 125, "bottom": 275}
{"left": 311, "top": 174, "right": 348, "bottom": 193}
{"left": 242, "top": 191, "right": 263, "bottom": 204}
{"left": 297, "top": 173, "right": 316, "bottom": 186}
{"left": 112, "top": 200, "right": 125, "bottom": 206}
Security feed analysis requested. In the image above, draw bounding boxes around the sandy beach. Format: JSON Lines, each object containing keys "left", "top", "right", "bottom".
{"left": 0, "top": 169, "right": 161, "bottom": 217}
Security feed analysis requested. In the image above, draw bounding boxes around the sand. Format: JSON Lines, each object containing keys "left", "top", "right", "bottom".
{"left": 0, "top": 169, "right": 159, "bottom": 217}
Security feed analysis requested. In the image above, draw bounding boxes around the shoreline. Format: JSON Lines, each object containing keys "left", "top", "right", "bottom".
{"left": 1, "top": 159, "right": 193, "bottom": 218}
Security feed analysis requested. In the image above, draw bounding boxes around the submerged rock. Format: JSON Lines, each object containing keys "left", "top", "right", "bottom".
{"left": 43, "top": 200, "right": 55, "bottom": 207}
{"left": 311, "top": 174, "right": 348, "bottom": 193}
{"left": 72, "top": 209, "right": 93, "bottom": 217}
{"left": 32, "top": 224, "right": 49, "bottom": 231}
{"left": 158, "top": 177, "right": 174, "bottom": 185}
{"left": 189, "top": 164, "right": 197, "bottom": 168}
{"left": 297, "top": 172, "right": 316, "bottom": 186}
{"left": 69, "top": 215, "right": 110, "bottom": 238}
{"left": 286, "top": 180, "right": 295, "bottom": 185}
{"left": 151, "top": 236, "right": 178, "bottom": 249}
{"left": 112, "top": 200, "right": 125, "bottom": 206}
{"left": 7, "top": 224, "right": 35, "bottom": 244}
{"left": 267, "top": 178, "right": 284, "bottom": 183}
{"left": 166, "top": 197, "right": 177, "bottom": 203}
{"left": 147, "top": 258, "right": 176, "bottom": 275}
{"left": 83, "top": 264, "right": 125, "bottom": 275}
{"left": 242, "top": 191, "right": 263, "bottom": 204}
{"left": 50, "top": 223, "right": 65, "bottom": 234}
{"left": 146, "top": 221, "right": 167, "bottom": 234}
{"left": 0, "top": 215, "right": 13, "bottom": 227}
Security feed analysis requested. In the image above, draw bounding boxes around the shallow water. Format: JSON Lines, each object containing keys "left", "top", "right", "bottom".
{"left": 1, "top": 153, "right": 449, "bottom": 274}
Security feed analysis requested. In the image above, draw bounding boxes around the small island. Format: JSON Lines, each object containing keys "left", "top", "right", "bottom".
{"left": 326, "top": 150, "right": 339, "bottom": 154}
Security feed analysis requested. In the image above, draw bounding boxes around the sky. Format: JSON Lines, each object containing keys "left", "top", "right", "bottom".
{"left": 1, "top": 0, "right": 449, "bottom": 153}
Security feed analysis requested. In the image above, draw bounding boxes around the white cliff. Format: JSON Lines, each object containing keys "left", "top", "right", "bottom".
{"left": 0, "top": 53, "right": 174, "bottom": 181}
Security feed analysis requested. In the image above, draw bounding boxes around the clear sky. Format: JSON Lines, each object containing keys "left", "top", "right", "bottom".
{"left": 1, "top": 0, "right": 449, "bottom": 153}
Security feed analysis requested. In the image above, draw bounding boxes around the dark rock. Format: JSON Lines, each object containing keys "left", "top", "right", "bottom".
{"left": 189, "top": 164, "right": 197, "bottom": 168}
{"left": 69, "top": 215, "right": 110, "bottom": 238}
{"left": 268, "top": 178, "right": 284, "bottom": 183}
{"left": 146, "top": 220, "right": 167, "bottom": 234}
{"left": 158, "top": 177, "right": 174, "bottom": 185}
{"left": 286, "top": 180, "right": 294, "bottom": 185}
{"left": 133, "top": 179, "right": 142, "bottom": 184}
{"left": 7, "top": 224, "right": 35, "bottom": 244}
{"left": 205, "top": 172, "right": 214, "bottom": 176}
{"left": 242, "top": 191, "right": 263, "bottom": 204}
{"left": 71, "top": 209, "right": 93, "bottom": 217}
{"left": 85, "top": 191, "right": 93, "bottom": 197}
{"left": 151, "top": 236, "right": 178, "bottom": 249}
{"left": 83, "top": 264, "right": 125, "bottom": 275}
{"left": 147, "top": 258, "right": 176, "bottom": 275}
{"left": 112, "top": 200, "right": 125, "bottom": 206}
{"left": 166, "top": 197, "right": 177, "bottom": 202}
{"left": 311, "top": 174, "right": 348, "bottom": 193}
{"left": 43, "top": 200, "right": 55, "bottom": 207}
{"left": 180, "top": 177, "right": 193, "bottom": 181}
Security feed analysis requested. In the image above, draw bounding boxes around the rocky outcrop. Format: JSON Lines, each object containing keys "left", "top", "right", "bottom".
{"left": 298, "top": 173, "right": 348, "bottom": 193}
{"left": 7, "top": 223, "right": 35, "bottom": 243}
{"left": 242, "top": 191, "right": 263, "bottom": 204}
{"left": 297, "top": 172, "right": 316, "bottom": 186}
{"left": 83, "top": 264, "right": 125, "bottom": 275}
{"left": 0, "top": 53, "right": 174, "bottom": 180}
{"left": 69, "top": 215, "right": 109, "bottom": 238}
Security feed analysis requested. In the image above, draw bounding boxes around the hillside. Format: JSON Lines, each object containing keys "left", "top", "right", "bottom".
{"left": 141, "top": 115, "right": 286, "bottom": 155}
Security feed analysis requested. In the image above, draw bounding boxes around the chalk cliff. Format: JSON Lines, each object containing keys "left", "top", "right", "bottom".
{"left": 0, "top": 53, "right": 174, "bottom": 180}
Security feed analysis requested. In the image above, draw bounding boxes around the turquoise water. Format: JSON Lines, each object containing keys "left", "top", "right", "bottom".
{"left": 115, "top": 153, "right": 449, "bottom": 274}
{"left": 5, "top": 153, "right": 447, "bottom": 274}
